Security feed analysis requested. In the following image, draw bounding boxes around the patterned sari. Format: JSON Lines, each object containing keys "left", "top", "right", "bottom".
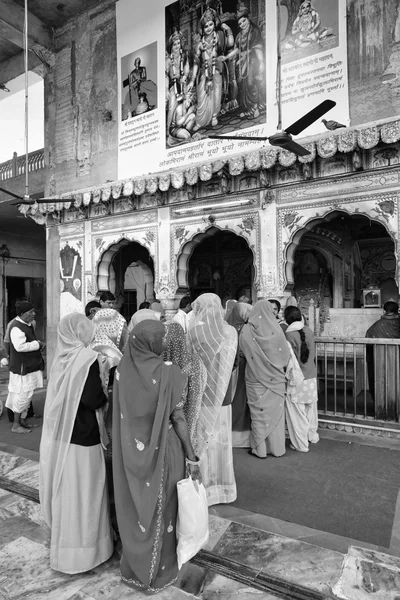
{"left": 112, "top": 320, "right": 187, "bottom": 593}
{"left": 188, "top": 293, "right": 237, "bottom": 506}
{"left": 162, "top": 322, "right": 207, "bottom": 452}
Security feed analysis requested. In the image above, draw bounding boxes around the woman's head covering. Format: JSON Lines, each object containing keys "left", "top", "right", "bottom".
{"left": 240, "top": 299, "right": 290, "bottom": 393}
{"left": 227, "top": 302, "right": 252, "bottom": 331}
{"left": 163, "top": 322, "right": 207, "bottom": 450}
{"left": 91, "top": 308, "right": 128, "bottom": 352}
{"left": 112, "top": 320, "right": 187, "bottom": 578}
{"left": 128, "top": 308, "right": 161, "bottom": 332}
{"left": 39, "top": 313, "right": 99, "bottom": 526}
{"left": 188, "top": 293, "right": 238, "bottom": 456}
{"left": 285, "top": 296, "right": 298, "bottom": 309}
{"left": 224, "top": 299, "right": 237, "bottom": 321}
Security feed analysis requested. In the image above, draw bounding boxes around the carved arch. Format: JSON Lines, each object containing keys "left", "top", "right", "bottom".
{"left": 284, "top": 208, "right": 397, "bottom": 288}
{"left": 176, "top": 224, "right": 257, "bottom": 290}
{"left": 96, "top": 237, "right": 154, "bottom": 294}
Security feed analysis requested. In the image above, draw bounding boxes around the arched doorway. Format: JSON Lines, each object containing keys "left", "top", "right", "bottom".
{"left": 291, "top": 212, "right": 397, "bottom": 314}
{"left": 187, "top": 229, "right": 254, "bottom": 302}
{"left": 98, "top": 239, "right": 154, "bottom": 323}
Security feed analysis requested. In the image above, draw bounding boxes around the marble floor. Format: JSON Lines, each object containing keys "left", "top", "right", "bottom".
{"left": 1, "top": 448, "right": 400, "bottom": 599}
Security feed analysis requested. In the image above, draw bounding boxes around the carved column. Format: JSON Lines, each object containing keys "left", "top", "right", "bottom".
{"left": 46, "top": 224, "right": 61, "bottom": 372}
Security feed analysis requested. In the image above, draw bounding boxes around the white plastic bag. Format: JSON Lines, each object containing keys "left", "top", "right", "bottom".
{"left": 176, "top": 475, "right": 209, "bottom": 569}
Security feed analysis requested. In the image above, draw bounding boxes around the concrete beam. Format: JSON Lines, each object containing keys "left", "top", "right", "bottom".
{"left": 0, "top": 0, "right": 53, "bottom": 50}
{"left": 0, "top": 50, "right": 42, "bottom": 85}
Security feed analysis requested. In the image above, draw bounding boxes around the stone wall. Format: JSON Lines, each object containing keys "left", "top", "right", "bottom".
{"left": 45, "top": 0, "right": 118, "bottom": 197}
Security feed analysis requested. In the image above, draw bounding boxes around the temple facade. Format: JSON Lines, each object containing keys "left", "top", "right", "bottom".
{"left": 15, "top": 0, "right": 400, "bottom": 360}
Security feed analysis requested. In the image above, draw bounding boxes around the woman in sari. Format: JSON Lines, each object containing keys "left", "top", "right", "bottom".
{"left": 91, "top": 307, "right": 129, "bottom": 354}
{"left": 89, "top": 308, "right": 127, "bottom": 525}
{"left": 162, "top": 322, "right": 207, "bottom": 451}
{"left": 226, "top": 302, "right": 253, "bottom": 447}
{"left": 113, "top": 320, "right": 201, "bottom": 593}
{"left": 240, "top": 299, "right": 290, "bottom": 459}
{"left": 128, "top": 307, "right": 161, "bottom": 332}
{"left": 188, "top": 293, "right": 238, "bottom": 506}
{"left": 284, "top": 306, "right": 319, "bottom": 452}
{"left": 39, "top": 313, "right": 113, "bottom": 573}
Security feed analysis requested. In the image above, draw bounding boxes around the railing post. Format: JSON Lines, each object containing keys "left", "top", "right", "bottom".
{"left": 12, "top": 152, "right": 17, "bottom": 177}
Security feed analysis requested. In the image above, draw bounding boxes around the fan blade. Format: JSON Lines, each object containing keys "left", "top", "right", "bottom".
{"left": 274, "top": 138, "right": 311, "bottom": 157}
{"left": 0, "top": 186, "right": 24, "bottom": 201}
{"left": 208, "top": 135, "right": 268, "bottom": 142}
{"left": 285, "top": 100, "right": 336, "bottom": 136}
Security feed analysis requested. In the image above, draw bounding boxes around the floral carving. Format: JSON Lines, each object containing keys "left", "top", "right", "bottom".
{"left": 358, "top": 126, "right": 379, "bottom": 149}
{"left": 238, "top": 215, "right": 256, "bottom": 235}
{"left": 143, "top": 230, "right": 155, "bottom": 246}
{"left": 283, "top": 211, "right": 303, "bottom": 232}
{"left": 372, "top": 199, "right": 396, "bottom": 221}
{"left": 175, "top": 226, "right": 189, "bottom": 244}
{"left": 381, "top": 121, "right": 400, "bottom": 144}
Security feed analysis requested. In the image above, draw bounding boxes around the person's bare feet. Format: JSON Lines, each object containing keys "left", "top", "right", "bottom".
{"left": 11, "top": 425, "right": 31, "bottom": 434}
{"left": 20, "top": 419, "right": 39, "bottom": 429}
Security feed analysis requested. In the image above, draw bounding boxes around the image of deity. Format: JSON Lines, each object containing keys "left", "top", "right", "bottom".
{"left": 281, "top": 0, "right": 337, "bottom": 62}
{"left": 165, "top": 0, "right": 266, "bottom": 148}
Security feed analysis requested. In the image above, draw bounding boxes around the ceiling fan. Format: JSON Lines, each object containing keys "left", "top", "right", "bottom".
{"left": 0, "top": 0, "right": 76, "bottom": 208}
{"left": 209, "top": 1, "right": 336, "bottom": 156}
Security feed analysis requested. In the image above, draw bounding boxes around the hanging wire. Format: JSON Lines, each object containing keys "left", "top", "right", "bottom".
{"left": 24, "top": 0, "right": 29, "bottom": 198}
{"left": 276, "top": 0, "right": 282, "bottom": 131}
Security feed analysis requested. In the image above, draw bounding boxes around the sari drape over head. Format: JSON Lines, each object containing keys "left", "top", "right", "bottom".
{"left": 240, "top": 300, "right": 290, "bottom": 455}
{"left": 39, "top": 313, "right": 98, "bottom": 526}
{"left": 128, "top": 308, "right": 161, "bottom": 332}
{"left": 91, "top": 308, "right": 129, "bottom": 352}
{"left": 163, "top": 322, "right": 207, "bottom": 451}
{"left": 188, "top": 293, "right": 237, "bottom": 456}
{"left": 113, "top": 320, "right": 187, "bottom": 592}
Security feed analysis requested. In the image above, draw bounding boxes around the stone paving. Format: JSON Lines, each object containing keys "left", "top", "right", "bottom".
{"left": 1, "top": 369, "right": 400, "bottom": 598}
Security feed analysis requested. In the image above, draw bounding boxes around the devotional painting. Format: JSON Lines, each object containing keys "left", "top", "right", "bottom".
{"left": 165, "top": 0, "right": 266, "bottom": 148}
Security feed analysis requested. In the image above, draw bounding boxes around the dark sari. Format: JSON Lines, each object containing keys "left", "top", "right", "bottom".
{"left": 112, "top": 320, "right": 187, "bottom": 593}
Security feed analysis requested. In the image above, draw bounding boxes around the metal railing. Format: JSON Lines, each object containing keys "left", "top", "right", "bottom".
{"left": 0, "top": 149, "right": 45, "bottom": 181}
{"left": 316, "top": 337, "right": 400, "bottom": 423}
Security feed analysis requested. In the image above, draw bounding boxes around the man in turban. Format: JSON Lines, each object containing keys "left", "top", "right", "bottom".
{"left": 5, "top": 301, "right": 45, "bottom": 433}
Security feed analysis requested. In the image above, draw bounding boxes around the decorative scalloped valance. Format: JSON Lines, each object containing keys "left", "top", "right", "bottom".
{"left": 23, "top": 118, "right": 400, "bottom": 216}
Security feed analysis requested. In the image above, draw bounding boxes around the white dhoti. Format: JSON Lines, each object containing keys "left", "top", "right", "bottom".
{"left": 5, "top": 370, "right": 43, "bottom": 413}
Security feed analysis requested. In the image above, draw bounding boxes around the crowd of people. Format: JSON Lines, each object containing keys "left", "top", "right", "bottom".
{"left": 2, "top": 289, "right": 321, "bottom": 592}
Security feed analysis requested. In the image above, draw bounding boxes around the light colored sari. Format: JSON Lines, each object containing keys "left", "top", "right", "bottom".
{"left": 188, "top": 293, "right": 237, "bottom": 506}
{"left": 39, "top": 313, "right": 113, "bottom": 573}
{"left": 240, "top": 300, "right": 291, "bottom": 458}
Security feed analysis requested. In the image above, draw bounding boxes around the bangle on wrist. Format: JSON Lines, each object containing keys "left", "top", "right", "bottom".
{"left": 185, "top": 456, "right": 200, "bottom": 466}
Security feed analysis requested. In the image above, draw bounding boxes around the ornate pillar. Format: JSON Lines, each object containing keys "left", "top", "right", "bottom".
{"left": 46, "top": 224, "right": 61, "bottom": 372}
{"left": 155, "top": 205, "right": 179, "bottom": 321}
{"left": 256, "top": 191, "right": 286, "bottom": 303}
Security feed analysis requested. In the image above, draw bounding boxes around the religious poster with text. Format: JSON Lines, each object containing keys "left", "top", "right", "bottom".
{"left": 274, "top": 0, "right": 349, "bottom": 136}
{"left": 117, "top": 0, "right": 349, "bottom": 180}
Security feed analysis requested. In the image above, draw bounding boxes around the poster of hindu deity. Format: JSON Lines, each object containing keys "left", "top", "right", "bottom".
{"left": 272, "top": 0, "right": 349, "bottom": 136}
{"left": 165, "top": 0, "right": 266, "bottom": 148}
{"left": 116, "top": 0, "right": 349, "bottom": 179}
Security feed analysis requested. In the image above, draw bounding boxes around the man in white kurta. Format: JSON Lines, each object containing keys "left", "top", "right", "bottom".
{"left": 5, "top": 302, "right": 45, "bottom": 434}
{"left": 172, "top": 296, "right": 192, "bottom": 333}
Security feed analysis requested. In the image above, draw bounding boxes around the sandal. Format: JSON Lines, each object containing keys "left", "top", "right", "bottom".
{"left": 248, "top": 449, "right": 267, "bottom": 459}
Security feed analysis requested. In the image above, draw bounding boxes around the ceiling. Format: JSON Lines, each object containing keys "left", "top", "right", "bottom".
{"left": 0, "top": 0, "right": 107, "bottom": 86}
{"left": 0, "top": 197, "right": 45, "bottom": 236}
